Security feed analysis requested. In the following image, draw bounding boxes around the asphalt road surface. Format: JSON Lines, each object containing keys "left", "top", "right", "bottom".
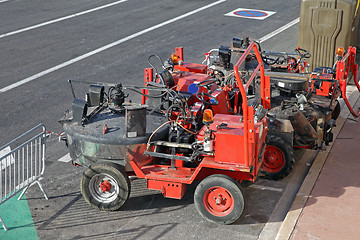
{"left": 0, "top": 0, "right": 315, "bottom": 239}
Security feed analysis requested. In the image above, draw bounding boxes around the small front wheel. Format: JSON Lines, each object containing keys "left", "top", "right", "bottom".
{"left": 81, "top": 162, "right": 130, "bottom": 211}
{"left": 194, "top": 174, "right": 244, "bottom": 224}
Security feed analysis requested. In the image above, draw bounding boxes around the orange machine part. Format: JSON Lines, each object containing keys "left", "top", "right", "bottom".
{"left": 174, "top": 62, "right": 208, "bottom": 74}
{"left": 310, "top": 73, "right": 335, "bottom": 97}
{"left": 147, "top": 179, "right": 187, "bottom": 199}
{"left": 172, "top": 71, "right": 213, "bottom": 92}
{"left": 214, "top": 128, "right": 245, "bottom": 165}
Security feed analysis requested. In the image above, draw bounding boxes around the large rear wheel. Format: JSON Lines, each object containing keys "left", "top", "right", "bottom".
{"left": 194, "top": 174, "right": 244, "bottom": 224}
{"left": 262, "top": 135, "right": 295, "bottom": 180}
{"left": 81, "top": 162, "right": 130, "bottom": 211}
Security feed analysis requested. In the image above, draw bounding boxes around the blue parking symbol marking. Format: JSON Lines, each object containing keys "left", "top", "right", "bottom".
{"left": 234, "top": 10, "right": 268, "bottom": 18}
{"left": 225, "top": 8, "right": 276, "bottom": 20}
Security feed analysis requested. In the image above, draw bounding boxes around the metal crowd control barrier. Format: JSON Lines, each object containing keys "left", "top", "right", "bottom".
{"left": 0, "top": 124, "right": 48, "bottom": 231}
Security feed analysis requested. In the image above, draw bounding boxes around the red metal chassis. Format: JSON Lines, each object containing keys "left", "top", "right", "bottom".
{"left": 131, "top": 42, "right": 270, "bottom": 199}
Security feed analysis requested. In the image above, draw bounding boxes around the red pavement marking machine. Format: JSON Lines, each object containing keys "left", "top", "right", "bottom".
{"left": 60, "top": 38, "right": 359, "bottom": 224}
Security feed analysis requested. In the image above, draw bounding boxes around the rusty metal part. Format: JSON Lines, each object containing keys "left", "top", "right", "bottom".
{"left": 289, "top": 110, "right": 318, "bottom": 141}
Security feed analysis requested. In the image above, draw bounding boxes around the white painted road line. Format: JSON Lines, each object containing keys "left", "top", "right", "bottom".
{"left": 259, "top": 17, "right": 300, "bottom": 43}
{"left": 0, "top": 0, "right": 9, "bottom": 3}
{"left": 58, "top": 153, "right": 72, "bottom": 163}
{"left": 0, "top": 0, "right": 128, "bottom": 39}
{"left": 0, "top": 0, "right": 226, "bottom": 94}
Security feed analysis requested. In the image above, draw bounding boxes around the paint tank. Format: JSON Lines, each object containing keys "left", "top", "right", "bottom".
{"left": 60, "top": 107, "right": 168, "bottom": 171}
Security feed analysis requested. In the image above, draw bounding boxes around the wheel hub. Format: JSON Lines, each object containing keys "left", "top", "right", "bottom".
{"left": 263, "top": 146, "right": 285, "bottom": 173}
{"left": 100, "top": 180, "right": 112, "bottom": 192}
{"left": 89, "top": 173, "right": 119, "bottom": 203}
{"left": 214, "top": 194, "right": 226, "bottom": 205}
{"left": 267, "top": 152, "right": 278, "bottom": 163}
{"left": 204, "top": 187, "right": 234, "bottom": 216}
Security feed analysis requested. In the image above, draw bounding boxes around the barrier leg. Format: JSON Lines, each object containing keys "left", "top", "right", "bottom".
{"left": 0, "top": 216, "right": 7, "bottom": 231}
{"left": 36, "top": 180, "right": 49, "bottom": 200}
{"left": 18, "top": 185, "right": 29, "bottom": 200}
{"left": 18, "top": 179, "right": 48, "bottom": 200}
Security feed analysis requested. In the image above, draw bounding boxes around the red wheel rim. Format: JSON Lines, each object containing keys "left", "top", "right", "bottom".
{"left": 263, "top": 146, "right": 285, "bottom": 173}
{"left": 203, "top": 186, "right": 234, "bottom": 217}
{"left": 100, "top": 180, "right": 112, "bottom": 192}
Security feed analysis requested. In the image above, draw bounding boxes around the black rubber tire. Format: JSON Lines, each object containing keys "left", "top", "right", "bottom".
{"left": 194, "top": 174, "right": 244, "bottom": 224}
{"left": 81, "top": 162, "right": 130, "bottom": 211}
{"left": 262, "top": 135, "right": 295, "bottom": 180}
